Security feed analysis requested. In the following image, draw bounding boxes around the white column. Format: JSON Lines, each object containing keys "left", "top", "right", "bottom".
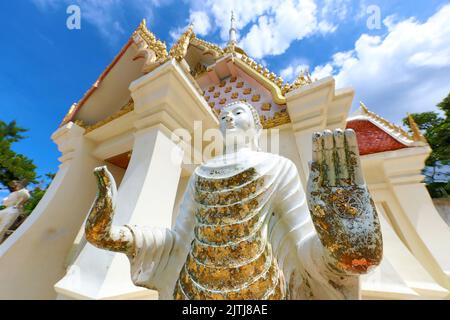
{"left": 0, "top": 122, "right": 102, "bottom": 299}
{"left": 285, "top": 77, "right": 354, "bottom": 186}
{"left": 382, "top": 147, "right": 450, "bottom": 290}
{"left": 55, "top": 125, "right": 183, "bottom": 300}
{"left": 55, "top": 59, "right": 217, "bottom": 300}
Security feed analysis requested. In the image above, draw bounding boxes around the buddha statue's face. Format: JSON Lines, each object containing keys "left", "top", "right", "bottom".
{"left": 219, "top": 103, "right": 254, "bottom": 133}
{"left": 219, "top": 102, "right": 260, "bottom": 151}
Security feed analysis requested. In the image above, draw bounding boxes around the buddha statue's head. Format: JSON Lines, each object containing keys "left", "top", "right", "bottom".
{"left": 218, "top": 101, "right": 262, "bottom": 152}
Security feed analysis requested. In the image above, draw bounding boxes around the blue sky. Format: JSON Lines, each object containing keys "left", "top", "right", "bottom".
{"left": 1, "top": 0, "right": 450, "bottom": 194}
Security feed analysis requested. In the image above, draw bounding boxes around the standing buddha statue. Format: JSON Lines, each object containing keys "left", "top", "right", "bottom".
{"left": 85, "top": 101, "right": 382, "bottom": 300}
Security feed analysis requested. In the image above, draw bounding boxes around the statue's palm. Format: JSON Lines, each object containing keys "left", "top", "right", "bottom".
{"left": 306, "top": 129, "right": 382, "bottom": 274}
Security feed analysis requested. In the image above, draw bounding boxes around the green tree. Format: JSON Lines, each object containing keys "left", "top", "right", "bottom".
{"left": 22, "top": 173, "right": 55, "bottom": 216}
{"left": 0, "top": 120, "right": 54, "bottom": 234}
{"left": 403, "top": 92, "right": 450, "bottom": 197}
{"left": 0, "top": 120, "right": 37, "bottom": 192}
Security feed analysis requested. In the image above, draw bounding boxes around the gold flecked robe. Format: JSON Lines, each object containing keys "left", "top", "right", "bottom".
{"left": 126, "top": 150, "right": 360, "bottom": 300}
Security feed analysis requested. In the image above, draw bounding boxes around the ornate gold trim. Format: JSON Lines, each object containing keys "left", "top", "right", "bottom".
{"left": 359, "top": 102, "right": 413, "bottom": 141}
{"left": 133, "top": 19, "right": 168, "bottom": 62}
{"left": 60, "top": 20, "right": 167, "bottom": 128}
{"left": 282, "top": 70, "right": 314, "bottom": 94}
{"left": 235, "top": 57, "right": 286, "bottom": 105}
{"left": 84, "top": 99, "right": 135, "bottom": 134}
{"left": 169, "top": 25, "right": 195, "bottom": 61}
{"left": 190, "top": 37, "right": 224, "bottom": 57}
{"left": 407, "top": 113, "right": 427, "bottom": 143}
{"left": 260, "top": 110, "right": 291, "bottom": 129}
{"left": 261, "top": 103, "right": 272, "bottom": 111}
{"left": 60, "top": 103, "right": 77, "bottom": 127}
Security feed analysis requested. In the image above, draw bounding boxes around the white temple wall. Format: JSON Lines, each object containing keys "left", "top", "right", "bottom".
{"left": 55, "top": 59, "right": 219, "bottom": 300}
{"left": 361, "top": 149, "right": 450, "bottom": 297}
{"left": 0, "top": 123, "right": 103, "bottom": 299}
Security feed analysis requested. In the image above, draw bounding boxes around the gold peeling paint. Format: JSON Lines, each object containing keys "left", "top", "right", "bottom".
{"left": 174, "top": 167, "right": 286, "bottom": 300}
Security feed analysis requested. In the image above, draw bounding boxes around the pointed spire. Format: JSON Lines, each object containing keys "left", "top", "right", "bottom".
{"left": 228, "top": 11, "right": 237, "bottom": 47}
{"left": 407, "top": 113, "right": 427, "bottom": 143}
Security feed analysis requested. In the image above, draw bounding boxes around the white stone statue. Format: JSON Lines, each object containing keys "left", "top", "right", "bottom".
{"left": 85, "top": 101, "right": 382, "bottom": 300}
{"left": 0, "top": 181, "right": 30, "bottom": 243}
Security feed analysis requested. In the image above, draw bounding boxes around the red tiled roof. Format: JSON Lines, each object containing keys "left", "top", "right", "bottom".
{"left": 346, "top": 119, "right": 408, "bottom": 155}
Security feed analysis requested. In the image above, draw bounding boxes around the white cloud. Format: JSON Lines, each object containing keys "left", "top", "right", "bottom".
{"left": 311, "top": 63, "right": 334, "bottom": 80}
{"left": 180, "top": 0, "right": 343, "bottom": 59}
{"left": 189, "top": 11, "right": 211, "bottom": 36}
{"left": 32, "top": 0, "right": 166, "bottom": 43}
{"left": 239, "top": 0, "right": 321, "bottom": 59}
{"left": 280, "top": 63, "right": 310, "bottom": 82}
{"left": 310, "top": 5, "right": 450, "bottom": 122}
{"left": 318, "top": 20, "right": 337, "bottom": 33}
{"left": 169, "top": 10, "right": 211, "bottom": 42}
{"left": 34, "top": 0, "right": 346, "bottom": 57}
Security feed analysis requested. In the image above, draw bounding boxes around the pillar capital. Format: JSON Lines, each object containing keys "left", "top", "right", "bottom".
{"left": 130, "top": 58, "right": 218, "bottom": 134}
{"left": 51, "top": 122, "right": 87, "bottom": 167}
{"left": 284, "top": 77, "right": 354, "bottom": 186}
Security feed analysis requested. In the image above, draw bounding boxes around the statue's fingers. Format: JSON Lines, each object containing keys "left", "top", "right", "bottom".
{"left": 310, "top": 132, "right": 324, "bottom": 187}
{"left": 344, "top": 129, "right": 364, "bottom": 185}
{"left": 312, "top": 131, "right": 323, "bottom": 163}
{"left": 323, "top": 129, "right": 336, "bottom": 186}
{"left": 333, "top": 129, "right": 349, "bottom": 185}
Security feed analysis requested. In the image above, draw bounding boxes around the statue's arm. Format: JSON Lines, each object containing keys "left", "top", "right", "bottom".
{"left": 306, "top": 129, "right": 383, "bottom": 276}
{"left": 85, "top": 166, "right": 135, "bottom": 256}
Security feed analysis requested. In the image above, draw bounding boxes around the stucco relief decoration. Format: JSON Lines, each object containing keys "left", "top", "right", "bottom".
{"left": 202, "top": 75, "right": 291, "bottom": 129}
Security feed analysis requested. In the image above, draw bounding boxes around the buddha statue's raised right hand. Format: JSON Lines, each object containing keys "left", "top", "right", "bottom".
{"left": 306, "top": 129, "right": 383, "bottom": 275}
{"left": 85, "top": 166, "right": 135, "bottom": 255}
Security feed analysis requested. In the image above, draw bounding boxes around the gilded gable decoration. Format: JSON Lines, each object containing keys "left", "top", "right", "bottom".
{"left": 132, "top": 19, "right": 169, "bottom": 73}
{"left": 169, "top": 25, "right": 195, "bottom": 61}
{"left": 251, "top": 94, "right": 261, "bottom": 102}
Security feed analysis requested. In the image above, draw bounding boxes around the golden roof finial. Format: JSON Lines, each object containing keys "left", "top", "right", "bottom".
{"left": 407, "top": 113, "right": 427, "bottom": 143}
{"left": 133, "top": 18, "right": 168, "bottom": 61}
{"left": 283, "top": 67, "right": 313, "bottom": 93}
{"left": 360, "top": 101, "right": 369, "bottom": 114}
{"left": 169, "top": 24, "right": 195, "bottom": 61}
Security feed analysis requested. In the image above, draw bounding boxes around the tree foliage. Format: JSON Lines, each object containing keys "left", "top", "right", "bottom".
{"left": 403, "top": 92, "right": 450, "bottom": 197}
{"left": 0, "top": 120, "right": 37, "bottom": 191}
{"left": 0, "top": 120, "right": 54, "bottom": 234}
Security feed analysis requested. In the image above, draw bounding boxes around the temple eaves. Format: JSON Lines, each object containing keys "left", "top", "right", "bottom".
{"left": 348, "top": 102, "right": 428, "bottom": 146}
{"left": 60, "top": 18, "right": 315, "bottom": 128}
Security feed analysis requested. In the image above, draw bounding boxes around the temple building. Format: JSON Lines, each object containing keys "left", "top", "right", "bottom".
{"left": 0, "top": 18, "right": 449, "bottom": 300}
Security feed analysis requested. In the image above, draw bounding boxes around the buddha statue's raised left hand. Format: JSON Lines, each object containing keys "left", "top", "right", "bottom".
{"left": 306, "top": 129, "right": 383, "bottom": 275}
